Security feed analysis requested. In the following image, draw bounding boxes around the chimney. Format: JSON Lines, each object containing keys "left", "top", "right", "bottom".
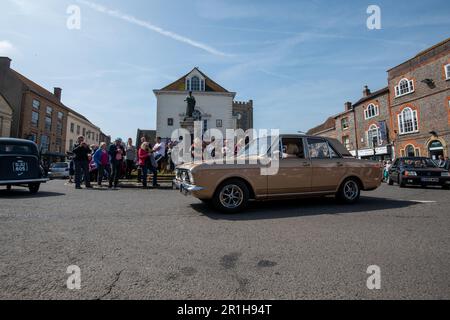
{"left": 344, "top": 102, "right": 353, "bottom": 111}
{"left": 54, "top": 87, "right": 62, "bottom": 101}
{"left": 363, "top": 85, "right": 371, "bottom": 97}
{"left": 0, "top": 57, "right": 11, "bottom": 70}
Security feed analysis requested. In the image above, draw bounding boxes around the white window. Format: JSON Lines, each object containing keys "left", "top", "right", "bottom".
{"left": 341, "top": 117, "right": 349, "bottom": 130}
{"left": 445, "top": 64, "right": 450, "bottom": 80}
{"left": 395, "top": 78, "right": 414, "bottom": 97}
{"left": 398, "top": 107, "right": 419, "bottom": 134}
{"left": 186, "top": 76, "right": 205, "bottom": 91}
{"left": 367, "top": 124, "right": 381, "bottom": 147}
{"left": 364, "top": 104, "right": 379, "bottom": 119}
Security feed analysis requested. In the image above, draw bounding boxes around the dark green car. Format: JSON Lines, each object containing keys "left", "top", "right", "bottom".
{"left": 0, "top": 138, "right": 49, "bottom": 193}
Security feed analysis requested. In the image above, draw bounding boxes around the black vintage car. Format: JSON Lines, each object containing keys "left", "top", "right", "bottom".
{"left": 0, "top": 138, "right": 49, "bottom": 193}
{"left": 387, "top": 157, "right": 450, "bottom": 189}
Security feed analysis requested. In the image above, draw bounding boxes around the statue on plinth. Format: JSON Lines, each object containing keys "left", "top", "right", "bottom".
{"left": 184, "top": 91, "right": 196, "bottom": 120}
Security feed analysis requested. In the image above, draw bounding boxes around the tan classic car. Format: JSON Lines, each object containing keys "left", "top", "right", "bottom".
{"left": 173, "top": 134, "right": 383, "bottom": 213}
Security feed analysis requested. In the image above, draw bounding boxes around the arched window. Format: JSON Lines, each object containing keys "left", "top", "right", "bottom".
{"left": 191, "top": 76, "right": 200, "bottom": 91}
{"left": 405, "top": 145, "right": 416, "bottom": 157}
{"left": 398, "top": 107, "right": 418, "bottom": 134}
{"left": 367, "top": 124, "right": 380, "bottom": 147}
{"left": 364, "top": 104, "right": 379, "bottom": 119}
{"left": 395, "top": 78, "right": 414, "bottom": 97}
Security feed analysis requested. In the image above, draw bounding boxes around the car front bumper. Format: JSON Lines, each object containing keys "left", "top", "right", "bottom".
{"left": 402, "top": 175, "right": 450, "bottom": 186}
{"left": 172, "top": 179, "right": 205, "bottom": 196}
{"left": 0, "top": 178, "right": 49, "bottom": 186}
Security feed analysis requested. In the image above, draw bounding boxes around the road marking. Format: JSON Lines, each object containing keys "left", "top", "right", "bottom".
{"left": 409, "top": 200, "right": 437, "bottom": 204}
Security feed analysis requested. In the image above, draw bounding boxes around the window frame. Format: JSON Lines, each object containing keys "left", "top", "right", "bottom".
{"left": 306, "top": 138, "right": 342, "bottom": 160}
{"left": 445, "top": 64, "right": 450, "bottom": 80}
{"left": 398, "top": 107, "right": 419, "bottom": 135}
{"left": 31, "top": 111, "right": 39, "bottom": 128}
{"left": 394, "top": 78, "right": 415, "bottom": 97}
{"left": 341, "top": 117, "right": 349, "bottom": 130}
{"left": 167, "top": 118, "right": 174, "bottom": 126}
{"left": 32, "top": 99, "right": 40, "bottom": 110}
{"left": 364, "top": 103, "right": 379, "bottom": 120}
{"left": 367, "top": 124, "right": 381, "bottom": 147}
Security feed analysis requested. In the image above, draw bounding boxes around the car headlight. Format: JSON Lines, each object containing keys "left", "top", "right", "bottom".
{"left": 188, "top": 171, "right": 195, "bottom": 184}
{"left": 442, "top": 172, "right": 450, "bottom": 177}
{"left": 404, "top": 171, "right": 417, "bottom": 176}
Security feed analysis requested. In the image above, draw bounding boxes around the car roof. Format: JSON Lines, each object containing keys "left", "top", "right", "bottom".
{"left": 0, "top": 138, "right": 38, "bottom": 147}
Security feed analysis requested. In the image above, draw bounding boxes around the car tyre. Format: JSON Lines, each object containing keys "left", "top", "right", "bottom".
{"left": 29, "top": 183, "right": 40, "bottom": 194}
{"left": 212, "top": 179, "right": 249, "bottom": 214}
{"left": 336, "top": 178, "right": 361, "bottom": 204}
{"left": 399, "top": 176, "right": 406, "bottom": 188}
{"left": 442, "top": 185, "right": 450, "bottom": 190}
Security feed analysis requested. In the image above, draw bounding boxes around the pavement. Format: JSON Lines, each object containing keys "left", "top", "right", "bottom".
{"left": 0, "top": 180, "right": 449, "bottom": 300}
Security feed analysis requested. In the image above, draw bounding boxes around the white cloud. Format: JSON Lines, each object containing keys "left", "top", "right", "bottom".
{"left": 0, "top": 41, "right": 15, "bottom": 55}
{"left": 77, "top": 0, "right": 232, "bottom": 57}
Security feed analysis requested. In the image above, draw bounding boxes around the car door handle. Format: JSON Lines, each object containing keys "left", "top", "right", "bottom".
{"left": 336, "top": 162, "right": 344, "bottom": 167}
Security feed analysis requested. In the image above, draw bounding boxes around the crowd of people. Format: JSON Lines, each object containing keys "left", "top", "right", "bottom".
{"left": 68, "top": 135, "right": 169, "bottom": 190}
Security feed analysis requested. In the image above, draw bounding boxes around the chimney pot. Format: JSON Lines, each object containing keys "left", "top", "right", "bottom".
{"left": 0, "top": 57, "right": 11, "bottom": 69}
{"left": 363, "top": 85, "right": 371, "bottom": 97}
{"left": 54, "top": 87, "right": 62, "bottom": 101}
{"left": 344, "top": 102, "right": 353, "bottom": 111}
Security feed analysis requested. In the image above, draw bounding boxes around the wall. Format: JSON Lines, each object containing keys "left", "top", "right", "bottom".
{"left": 0, "top": 94, "right": 13, "bottom": 137}
{"left": 155, "top": 91, "right": 234, "bottom": 139}
{"left": 66, "top": 112, "right": 100, "bottom": 152}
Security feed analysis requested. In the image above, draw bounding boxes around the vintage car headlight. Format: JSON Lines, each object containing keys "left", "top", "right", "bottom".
{"left": 404, "top": 171, "right": 417, "bottom": 176}
{"left": 188, "top": 171, "right": 195, "bottom": 184}
{"left": 441, "top": 172, "right": 450, "bottom": 177}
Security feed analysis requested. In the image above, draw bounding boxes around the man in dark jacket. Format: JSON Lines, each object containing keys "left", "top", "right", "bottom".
{"left": 108, "top": 138, "right": 125, "bottom": 189}
{"left": 72, "top": 136, "right": 92, "bottom": 189}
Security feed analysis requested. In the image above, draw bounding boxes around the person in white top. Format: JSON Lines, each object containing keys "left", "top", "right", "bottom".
{"left": 153, "top": 137, "right": 166, "bottom": 163}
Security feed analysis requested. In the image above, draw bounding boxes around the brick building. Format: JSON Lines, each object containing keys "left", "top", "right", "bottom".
{"left": 308, "top": 37, "right": 450, "bottom": 161}
{"left": 388, "top": 38, "right": 450, "bottom": 160}
{"left": 0, "top": 92, "right": 13, "bottom": 137}
{"left": 0, "top": 57, "right": 110, "bottom": 162}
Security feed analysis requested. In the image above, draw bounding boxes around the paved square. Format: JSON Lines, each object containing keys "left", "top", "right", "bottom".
{"left": 0, "top": 181, "right": 449, "bottom": 299}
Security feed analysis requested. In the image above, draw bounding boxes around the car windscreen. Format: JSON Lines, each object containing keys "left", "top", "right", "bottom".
{"left": 0, "top": 143, "right": 35, "bottom": 155}
{"left": 401, "top": 158, "right": 437, "bottom": 169}
{"left": 51, "top": 163, "right": 68, "bottom": 168}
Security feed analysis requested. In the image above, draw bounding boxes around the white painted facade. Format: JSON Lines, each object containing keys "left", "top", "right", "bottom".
{"left": 153, "top": 68, "right": 236, "bottom": 139}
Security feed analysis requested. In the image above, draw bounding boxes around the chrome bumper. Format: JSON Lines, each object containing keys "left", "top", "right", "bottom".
{"left": 172, "top": 179, "right": 205, "bottom": 196}
{"left": 0, "top": 178, "right": 49, "bottom": 186}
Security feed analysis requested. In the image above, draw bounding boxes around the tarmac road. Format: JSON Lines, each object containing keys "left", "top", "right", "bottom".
{"left": 0, "top": 180, "right": 449, "bottom": 299}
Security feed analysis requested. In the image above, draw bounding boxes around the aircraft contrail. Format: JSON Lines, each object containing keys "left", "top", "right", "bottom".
{"left": 76, "top": 0, "right": 231, "bottom": 57}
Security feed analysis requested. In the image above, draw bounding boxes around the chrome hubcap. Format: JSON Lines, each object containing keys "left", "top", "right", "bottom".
{"left": 219, "top": 184, "right": 243, "bottom": 209}
{"left": 343, "top": 181, "right": 358, "bottom": 200}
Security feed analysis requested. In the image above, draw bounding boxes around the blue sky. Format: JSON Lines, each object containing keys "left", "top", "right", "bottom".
{"left": 1, "top": 0, "right": 449, "bottom": 140}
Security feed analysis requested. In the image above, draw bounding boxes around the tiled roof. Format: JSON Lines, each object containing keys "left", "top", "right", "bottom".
{"left": 11, "top": 69, "right": 94, "bottom": 125}
{"left": 307, "top": 117, "right": 336, "bottom": 135}
{"left": 353, "top": 87, "right": 389, "bottom": 106}
{"left": 160, "top": 67, "right": 229, "bottom": 93}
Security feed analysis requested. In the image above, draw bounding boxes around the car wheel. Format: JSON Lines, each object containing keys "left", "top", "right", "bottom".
{"left": 212, "top": 179, "right": 249, "bottom": 213}
{"left": 442, "top": 185, "right": 450, "bottom": 190}
{"left": 29, "top": 183, "right": 40, "bottom": 194}
{"left": 387, "top": 176, "right": 394, "bottom": 185}
{"left": 399, "top": 176, "right": 406, "bottom": 188}
{"left": 337, "top": 178, "right": 361, "bottom": 204}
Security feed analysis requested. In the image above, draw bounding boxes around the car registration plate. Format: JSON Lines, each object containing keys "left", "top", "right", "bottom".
{"left": 421, "top": 177, "right": 439, "bottom": 182}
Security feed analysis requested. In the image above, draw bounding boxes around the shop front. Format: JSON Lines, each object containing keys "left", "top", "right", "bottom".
{"left": 355, "top": 145, "right": 393, "bottom": 161}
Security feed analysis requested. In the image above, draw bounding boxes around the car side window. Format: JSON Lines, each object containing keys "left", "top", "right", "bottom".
{"left": 329, "top": 144, "right": 341, "bottom": 159}
{"left": 307, "top": 138, "right": 330, "bottom": 159}
{"left": 281, "top": 138, "right": 305, "bottom": 159}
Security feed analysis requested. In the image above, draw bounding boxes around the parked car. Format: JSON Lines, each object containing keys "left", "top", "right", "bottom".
{"left": 387, "top": 157, "right": 450, "bottom": 189}
{"left": 48, "top": 162, "right": 70, "bottom": 179}
{"left": 173, "top": 134, "right": 383, "bottom": 213}
{"left": 0, "top": 138, "right": 49, "bottom": 193}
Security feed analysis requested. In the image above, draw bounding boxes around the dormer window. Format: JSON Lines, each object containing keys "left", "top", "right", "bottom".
{"left": 186, "top": 75, "right": 205, "bottom": 91}
{"left": 395, "top": 78, "right": 414, "bottom": 97}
